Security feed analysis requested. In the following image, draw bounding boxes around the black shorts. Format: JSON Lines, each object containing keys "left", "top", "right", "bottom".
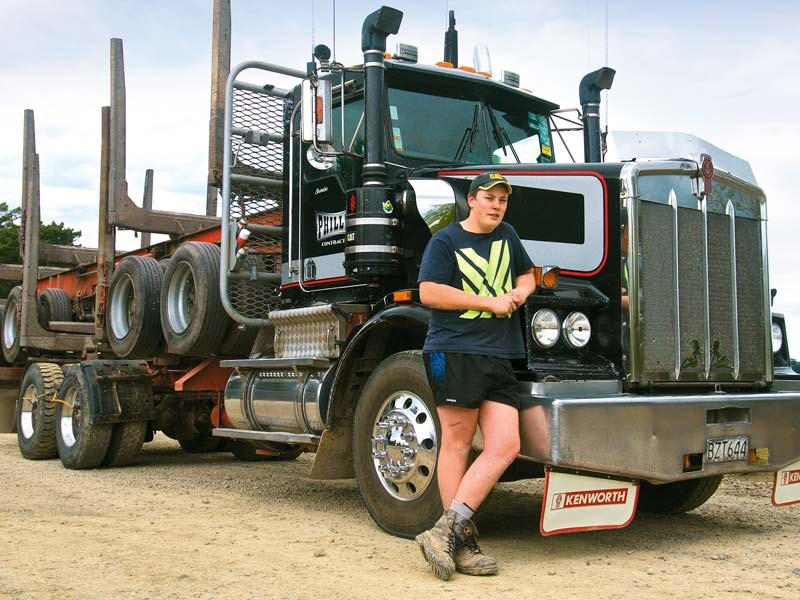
{"left": 423, "top": 352, "right": 520, "bottom": 410}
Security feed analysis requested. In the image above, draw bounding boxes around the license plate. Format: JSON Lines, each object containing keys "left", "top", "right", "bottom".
{"left": 706, "top": 436, "right": 749, "bottom": 463}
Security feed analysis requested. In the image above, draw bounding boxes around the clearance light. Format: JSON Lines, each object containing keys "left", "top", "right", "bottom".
{"left": 436, "top": 61, "right": 454, "bottom": 68}
{"left": 459, "top": 65, "right": 477, "bottom": 73}
{"left": 392, "top": 290, "right": 413, "bottom": 303}
{"left": 477, "top": 70, "right": 492, "bottom": 78}
{"left": 531, "top": 309, "right": 560, "bottom": 349}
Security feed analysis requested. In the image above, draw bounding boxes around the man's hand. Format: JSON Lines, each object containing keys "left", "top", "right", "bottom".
{"left": 508, "top": 287, "right": 528, "bottom": 307}
{"left": 487, "top": 293, "right": 519, "bottom": 316}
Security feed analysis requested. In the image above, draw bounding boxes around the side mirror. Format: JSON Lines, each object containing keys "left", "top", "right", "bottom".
{"left": 301, "top": 78, "right": 332, "bottom": 144}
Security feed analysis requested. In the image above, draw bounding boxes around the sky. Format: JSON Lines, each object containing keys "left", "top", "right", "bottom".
{"left": 1, "top": 0, "right": 798, "bottom": 349}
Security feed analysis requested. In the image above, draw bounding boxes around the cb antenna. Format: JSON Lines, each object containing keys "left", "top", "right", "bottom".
{"left": 444, "top": 9, "right": 458, "bottom": 67}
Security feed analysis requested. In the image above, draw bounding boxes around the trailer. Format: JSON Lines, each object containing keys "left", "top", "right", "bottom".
{"left": 6, "top": 3, "right": 800, "bottom": 538}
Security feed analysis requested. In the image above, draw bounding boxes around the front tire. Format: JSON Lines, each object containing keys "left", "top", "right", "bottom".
{"left": 353, "top": 351, "right": 441, "bottom": 538}
{"left": 56, "top": 367, "right": 112, "bottom": 469}
{"left": 638, "top": 475, "right": 724, "bottom": 513}
{"left": 16, "top": 363, "right": 64, "bottom": 459}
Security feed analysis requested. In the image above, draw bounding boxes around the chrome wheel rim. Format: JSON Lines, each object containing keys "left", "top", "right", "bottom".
{"left": 370, "top": 391, "right": 437, "bottom": 502}
{"left": 59, "top": 386, "right": 80, "bottom": 448}
{"left": 3, "top": 297, "right": 18, "bottom": 350}
{"left": 109, "top": 273, "right": 135, "bottom": 339}
{"left": 166, "top": 262, "right": 194, "bottom": 334}
{"left": 19, "top": 383, "right": 38, "bottom": 439}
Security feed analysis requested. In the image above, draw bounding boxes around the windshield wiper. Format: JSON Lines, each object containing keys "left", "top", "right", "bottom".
{"left": 454, "top": 105, "right": 480, "bottom": 162}
{"left": 486, "top": 106, "right": 521, "bottom": 164}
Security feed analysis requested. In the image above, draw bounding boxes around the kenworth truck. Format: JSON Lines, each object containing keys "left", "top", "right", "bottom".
{"left": 6, "top": 4, "right": 800, "bottom": 537}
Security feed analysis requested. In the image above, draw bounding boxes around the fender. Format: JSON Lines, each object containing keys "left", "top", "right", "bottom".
{"left": 69, "top": 360, "right": 156, "bottom": 424}
{"left": 324, "top": 303, "right": 430, "bottom": 425}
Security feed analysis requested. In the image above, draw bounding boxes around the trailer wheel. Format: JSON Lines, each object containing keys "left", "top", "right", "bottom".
{"left": 107, "top": 256, "right": 164, "bottom": 358}
{"left": 638, "top": 475, "right": 724, "bottom": 513}
{"left": 161, "top": 242, "right": 231, "bottom": 356}
{"left": 353, "top": 350, "right": 441, "bottom": 538}
{"left": 2, "top": 286, "right": 27, "bottom": 364}
{"left": 56, "top": 367, "right": 112, "bottom": 469}
{"left": 102, "top": 421, "right": 147, "bottom": 467}
{"left": 16, "top": 363, "right": 64, "bottom": 460}
{"left": 37, "top": 288, "right": 72, "bottom": 329}
{"left": 0, "top": 306, "right": 8, "bottom": 367}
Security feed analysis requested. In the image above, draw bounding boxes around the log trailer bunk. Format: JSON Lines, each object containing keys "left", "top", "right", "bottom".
{"left": 6, "top": 4, "right": 800, "bottom": 537}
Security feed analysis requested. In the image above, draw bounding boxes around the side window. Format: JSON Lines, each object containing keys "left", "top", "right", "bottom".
{"left": 331, "top": 97, "right": 365, "bottom": 156}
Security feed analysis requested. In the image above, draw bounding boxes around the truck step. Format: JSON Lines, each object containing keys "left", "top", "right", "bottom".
{"left": 212, "top": 427, "right": 320, "bottom": 445}
{"left": 219, "top": 357, "right": 331, "bottom": 369}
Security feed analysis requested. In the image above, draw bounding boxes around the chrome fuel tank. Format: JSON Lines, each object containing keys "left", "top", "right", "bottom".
{"left": 224, "top": 368, "right": 326, "bottom": 434}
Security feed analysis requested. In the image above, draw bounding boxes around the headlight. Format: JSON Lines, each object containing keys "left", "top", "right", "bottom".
{"left": 772, "top": 322, "right": 784, "bottom": 354}
{"left": 562, "top": 311, "right": 591, "bottom": 349}
{"left": 531, "top": 309, "right": 560, "bottom": 348}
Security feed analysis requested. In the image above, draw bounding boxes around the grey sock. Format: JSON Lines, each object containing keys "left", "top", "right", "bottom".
{"left": 450, "top": 500, "right": 474, "bottom": 521}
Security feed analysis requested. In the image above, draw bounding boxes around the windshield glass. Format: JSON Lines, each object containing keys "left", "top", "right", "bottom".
{"left": 387, "top": 86, "right": 552, "bottom": 164}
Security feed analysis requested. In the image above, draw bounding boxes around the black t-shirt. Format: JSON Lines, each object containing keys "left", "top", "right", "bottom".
{"left": 418, "top": 221, "right": 534, "bottom": 358}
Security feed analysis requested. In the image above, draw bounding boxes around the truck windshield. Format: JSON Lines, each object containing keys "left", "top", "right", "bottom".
{"left": 387, "top": 86, "right": 552, "bottom": 164}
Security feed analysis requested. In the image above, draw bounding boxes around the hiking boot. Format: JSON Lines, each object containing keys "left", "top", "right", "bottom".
{"left": 453, "top": 518, "right": 498, "bottom": 576}
{"left": 415, "top": 509, "right": 457, "bottom": 580}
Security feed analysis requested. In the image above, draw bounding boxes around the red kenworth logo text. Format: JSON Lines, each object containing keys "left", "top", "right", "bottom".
{"left": 781, "top": 469, "right": 800, "bottom": 486}
{"left": 551, "top": 487, "right": 629, "bottom": 510}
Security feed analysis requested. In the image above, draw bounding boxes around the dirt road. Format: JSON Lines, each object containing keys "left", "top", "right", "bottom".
{"left": 0, "top": 433, "right": 798, "bottom": 599}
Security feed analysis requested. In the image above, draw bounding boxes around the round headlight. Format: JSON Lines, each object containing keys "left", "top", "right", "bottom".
{"left": 531, "top": 309, "right": 560, "bottom": 348}
{"left": 772, "top": 322, "right": 784, "bottom": 354}
{"left": 562, "top": 311, "right": 591, "bottom": 349}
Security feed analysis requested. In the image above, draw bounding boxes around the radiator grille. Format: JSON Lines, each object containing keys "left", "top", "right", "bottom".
{"left": 635, "top": 187, "right": 766, "bottom": 383}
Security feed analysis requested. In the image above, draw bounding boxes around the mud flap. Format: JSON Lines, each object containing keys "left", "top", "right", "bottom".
{"left": 539, "top": 467, "right": 639, "bottom": 536}
{"left": 772, "top": 459, "right": 800, "bottom": 507}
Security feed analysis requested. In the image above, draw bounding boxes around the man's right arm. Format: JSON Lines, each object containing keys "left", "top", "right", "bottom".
{"left": 419, "top": 281, "right": 517, "bottom": 316}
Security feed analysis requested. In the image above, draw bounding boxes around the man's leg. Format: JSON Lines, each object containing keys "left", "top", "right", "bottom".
{"left": 436, "top": 406, "right": 480, "bottom": 508}
{"left": 415, "top": 405, "right": 478, "bottom": 580}
{"left": 453, "top": 400, "right": 520, "bottom": 510}
{"left": 450, "top": 400, "right": 519, "bottom": 576}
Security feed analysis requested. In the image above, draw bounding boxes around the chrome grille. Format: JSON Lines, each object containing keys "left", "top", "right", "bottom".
{"left": 631, "top": 168, "right": 768, "bottom": 384}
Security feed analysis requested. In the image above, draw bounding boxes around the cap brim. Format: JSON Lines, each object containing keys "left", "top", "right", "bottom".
{"left": 476, "top": 181, "right": 512, "bottom": 194}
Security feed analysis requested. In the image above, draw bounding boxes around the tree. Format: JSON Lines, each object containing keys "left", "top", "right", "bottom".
{"left": 0, "top": 202, "right": 81, "bottom": 299}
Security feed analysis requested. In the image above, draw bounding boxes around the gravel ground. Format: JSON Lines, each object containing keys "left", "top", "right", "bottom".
{"left": 1, "top": 433, "right": 799, "bottom": 599}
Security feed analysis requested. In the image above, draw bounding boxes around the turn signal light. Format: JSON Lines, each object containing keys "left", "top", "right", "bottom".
{"left": 535, "top": 266, "right": 560, "bottom": 289}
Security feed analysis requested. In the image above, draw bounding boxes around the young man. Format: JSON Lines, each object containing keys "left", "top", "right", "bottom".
{"left": 415, "top": 172, "right": 536, "bottom": 580}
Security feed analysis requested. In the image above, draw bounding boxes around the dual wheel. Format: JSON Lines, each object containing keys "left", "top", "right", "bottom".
{"left": 106, "top": 242, "right": 256, "bottom": 358}
{"left": 16, "top": 362, "right": 147, "bottom": 469}
{"left": 2, "top": 287, "right": 74, "bottom": 365}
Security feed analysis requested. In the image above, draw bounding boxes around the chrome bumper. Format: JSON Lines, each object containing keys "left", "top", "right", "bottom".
{"left": 517, "top": 380, "right": 800, "bottom": 483}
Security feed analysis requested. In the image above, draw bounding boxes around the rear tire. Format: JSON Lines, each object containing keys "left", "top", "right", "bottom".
{"left": 353, "top": 350, "right": 442, "bottom": 538}
{"left": 37, "top": 288, "right": 72, "bottom": 329}
{"left": 638, "top": 475, "right": 724, "bottom": 513}
{"left": 102, "top": 421, "right": 147, "bottom": 467}
{"left": 106, "top": 256, "right": 164, "bottom": 358}
{"left": 160, "top": 242, "right": 231, "bottom": 356}
{"left": 16, "top": 363, "right": 63, "bottom": 459}
{"left": 2, "top": 286, "right": 27, "bottom": 364}
{"left": 56, "top": 367, "right": 112, "bottom": 469}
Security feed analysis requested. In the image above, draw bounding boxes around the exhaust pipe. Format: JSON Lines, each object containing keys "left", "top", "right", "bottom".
{"left": 579, "top": 67, "right": 615, "bottom": 163}
{"left": 360, "top": 6, "right": 403, "bottom": 186}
